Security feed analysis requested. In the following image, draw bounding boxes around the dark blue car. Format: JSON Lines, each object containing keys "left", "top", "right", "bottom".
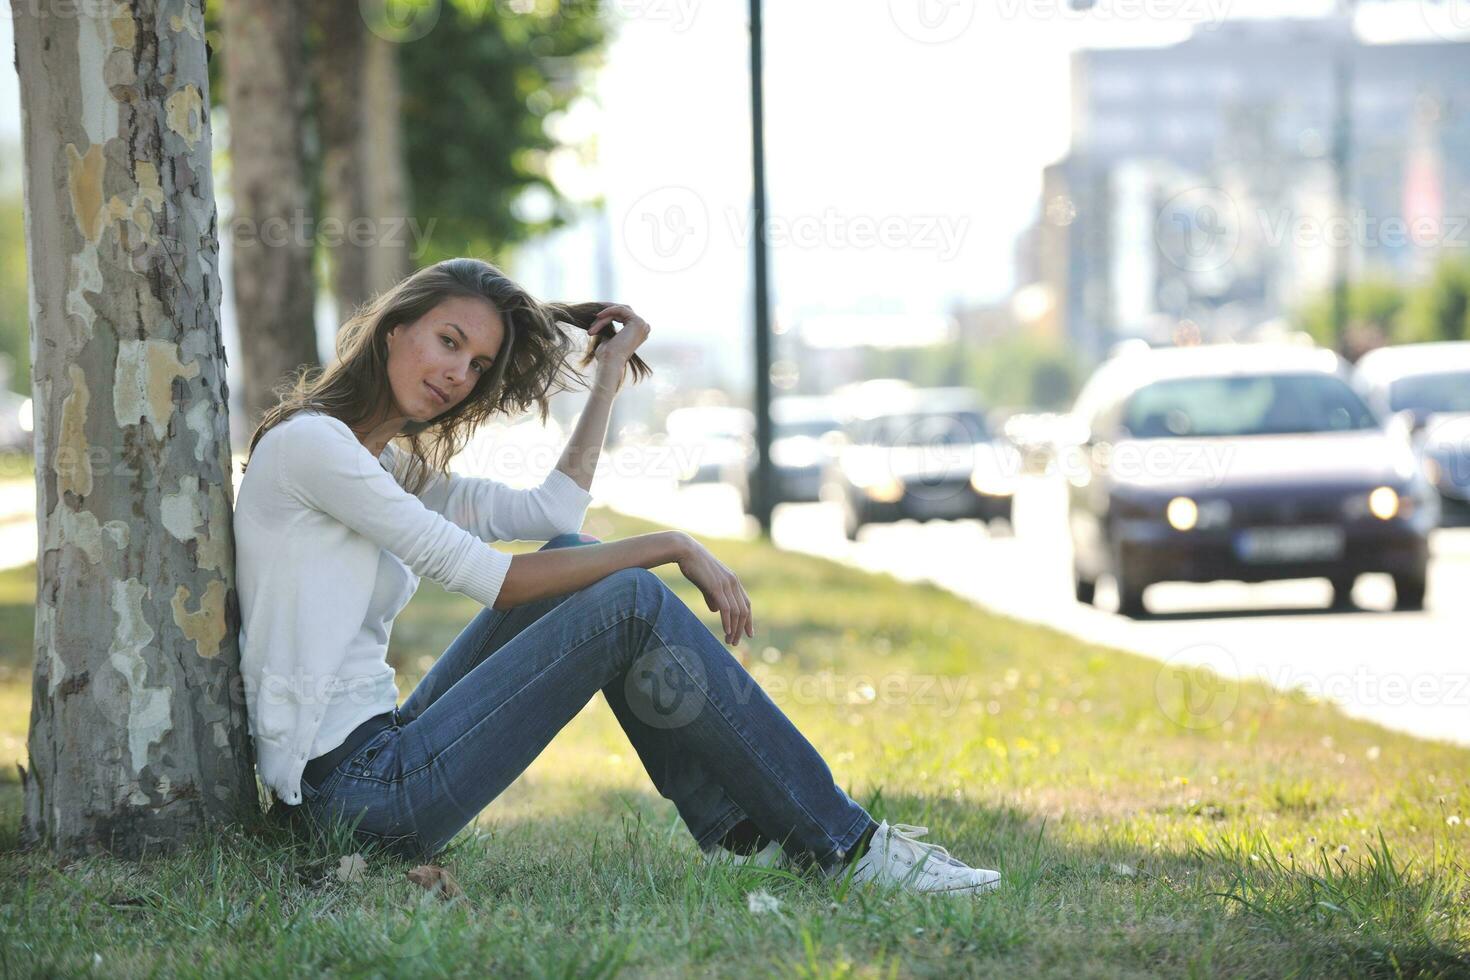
{"left": 1065, "top": 345, "right": 1437, "bottom": 617}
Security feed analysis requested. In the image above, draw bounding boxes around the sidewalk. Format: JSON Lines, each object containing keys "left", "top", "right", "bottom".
{"left": 0, "top": 477, "right": 34, "bottom": 571}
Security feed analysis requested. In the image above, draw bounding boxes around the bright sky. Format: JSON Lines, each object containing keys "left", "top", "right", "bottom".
{"left": 0, "top": 0, "right": 1456, "bottom": 382}
{"left": 502, "top": 0, "right": 1460, "bottom": 372}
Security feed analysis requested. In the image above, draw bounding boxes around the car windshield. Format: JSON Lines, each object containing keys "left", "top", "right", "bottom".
{"left": 1388, "top": 371, "right": 1470, "bottom": 416}
{"left": 1122, "top": 373, "right": 1376, "bottom": 438}
{"left": 776, "top": 419, "right": 839, "bottom": 439}
{"left": 866, "top": 409, "right": 989, "bottom": 446}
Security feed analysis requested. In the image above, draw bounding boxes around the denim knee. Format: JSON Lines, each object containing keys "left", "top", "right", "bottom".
{"left": 592, "top": 566, "right": 666, "bottom": 621}
{"left": 535, "top": 536, "right": 666, "bottom": 620}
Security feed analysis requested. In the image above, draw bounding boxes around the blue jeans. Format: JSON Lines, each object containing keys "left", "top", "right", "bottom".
{"left": 297, "top": 533, "right": 873, "bottom": 873}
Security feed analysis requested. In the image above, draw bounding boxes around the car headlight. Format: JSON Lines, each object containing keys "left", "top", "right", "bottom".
{"left": 864, "top": 476, "right": 904, "bottom": 503}
{"left": 1166, "top": 496, "right": 1198, "bottom": 531}
{"left": 1161, "top": 496, "right": 1230, "bottom": 531}
{"left": 1344, "top": 486, "right": 1409, "bottom": 520}
{"left": 1368, "top": 486, "right": 1400, "bottom": 520}
{"left": 969, "top": 469, "right": 1012, "bottom": 496}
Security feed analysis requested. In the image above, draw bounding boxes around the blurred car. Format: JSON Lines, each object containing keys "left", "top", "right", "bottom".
{"left": 1064, "top": 344, "right": 1437, "bottom": 617}
{"left": 663, "top": 405, "right": 755, "bottom": 485}
{"left": 1354, "top": 341, "right": 1470, "bottom": 527}
{"left": 733, "top": 395, "right": 844, "bottom": 513}
{"left": 822, "top": 387, "right": 1020, "bottom": 540}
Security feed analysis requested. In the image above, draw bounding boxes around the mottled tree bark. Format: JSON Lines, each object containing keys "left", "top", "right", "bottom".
{"left": 218, "top": 0, "right": 319, "bottom": 433}
{"left": 13, "top": 0, "right": 256, "bottom": 858}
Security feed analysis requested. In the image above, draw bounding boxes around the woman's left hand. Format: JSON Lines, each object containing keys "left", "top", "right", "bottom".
{"left": 589, "top": 304, "right": 651, "bottom": 373}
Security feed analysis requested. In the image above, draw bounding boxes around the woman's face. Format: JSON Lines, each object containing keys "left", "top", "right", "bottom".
{"left": 385, "top": 296, "right": 506, "bottom": 420}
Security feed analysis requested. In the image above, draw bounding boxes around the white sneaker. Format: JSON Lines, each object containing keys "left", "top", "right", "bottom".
{"left": 702, "top": 839, "right": 786, "bottom": 869}
{"left": 838, "top": 821, "right": 1001, "bottom": 895}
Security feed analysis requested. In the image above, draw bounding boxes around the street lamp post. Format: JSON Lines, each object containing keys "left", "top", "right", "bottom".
{"left": 748, "top": 0, "right": 775, "bottom": 535}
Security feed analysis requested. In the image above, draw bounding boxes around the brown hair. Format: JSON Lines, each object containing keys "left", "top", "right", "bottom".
{"left": 243, "top": 257, "right": 651, "bottom": 495}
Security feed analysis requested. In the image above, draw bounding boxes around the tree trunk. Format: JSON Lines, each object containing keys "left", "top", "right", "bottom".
{"left": 13, "top": 0, "right": 256, "bottom": 858}
{"left": 363, "top": 33, "right": 414, "bottom": 293}
{"left": 218, "top": 0, "right": 319, "bottom": 434}
{"left": 311, "top": 0, "right": 373, "bottom": 320}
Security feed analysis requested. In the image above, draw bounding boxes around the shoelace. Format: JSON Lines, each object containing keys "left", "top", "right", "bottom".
{"left": 886, "top": 823, "right": 958, "bottom": 870}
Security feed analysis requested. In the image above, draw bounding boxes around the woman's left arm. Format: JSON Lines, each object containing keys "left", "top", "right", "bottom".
{"left": 555, "top": 304, "right": 651, "bottom": 493}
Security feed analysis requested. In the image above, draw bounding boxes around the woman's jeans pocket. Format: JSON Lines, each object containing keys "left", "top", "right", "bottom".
{"left": 345, "top": 726, "right": 400, "bottom": 781}
{"left": 304, "top": 728, "right": 424, "bottom": 858}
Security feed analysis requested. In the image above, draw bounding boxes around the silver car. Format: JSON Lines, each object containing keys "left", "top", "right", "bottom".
{"left": 1355, "top": 342, "right": 1470, "bottom": 527}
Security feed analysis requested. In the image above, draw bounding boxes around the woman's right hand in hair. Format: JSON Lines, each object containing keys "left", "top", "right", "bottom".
{"left": 672, "top": 532, "right": 754, "bottom": 647}
{"left": 588, "top": 304, "right": 651, "bottom": 370}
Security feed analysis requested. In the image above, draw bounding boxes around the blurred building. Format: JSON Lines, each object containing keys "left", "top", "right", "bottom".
{"left": 1027, "top": 18, "right": 1470, "bottom": 361}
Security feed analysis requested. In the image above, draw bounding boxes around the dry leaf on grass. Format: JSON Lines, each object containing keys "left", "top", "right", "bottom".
{"left": 336, "top": 853, "right": 367, "bottom": 883}
{"left": 406, "top": 864, "right": 464, "bottom": 900}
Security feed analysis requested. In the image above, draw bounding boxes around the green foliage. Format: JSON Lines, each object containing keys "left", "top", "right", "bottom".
{"left": 397, "top": 0, "right": 610, "bottom": 265}
{"left": 1399, "top": 257, "right": 1470, "bottom": 344}
{"left": 1293, "top": 258, "right": 1470, "bottom": 349}
{"left": 1296, "top": 277, "right": 1408, "bottom": 349}
{"left": 202, "top": 2, "right": 225, "bottom": 111}
{"left": 861, "top": 334, "right": 1084, "bottom": 410}
{"left": 202, "top": 0, "right": 610, "bottom": 271}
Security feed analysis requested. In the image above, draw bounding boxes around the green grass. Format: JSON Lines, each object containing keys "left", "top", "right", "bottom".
{"left": 1, "top": 507, "right": 1467, "bottom": 977}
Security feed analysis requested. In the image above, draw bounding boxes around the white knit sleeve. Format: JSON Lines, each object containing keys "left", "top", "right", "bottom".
{"left": 277, "top": 416, "right": 513, "bottom": 607}
{"left": 384, "top": 442, "right": 593, "bottom": 542}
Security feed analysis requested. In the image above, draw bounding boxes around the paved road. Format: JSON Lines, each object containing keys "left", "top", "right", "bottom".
{"left": 600, "top": 471, "right": 1470, "bottom": 748}
{"left": 7, "top": 457, "right": 1464, "bottom": 748}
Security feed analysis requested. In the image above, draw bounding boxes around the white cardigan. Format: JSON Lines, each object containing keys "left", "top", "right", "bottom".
{"left": 233, "top": 411, "right": 592, "bottom": 805}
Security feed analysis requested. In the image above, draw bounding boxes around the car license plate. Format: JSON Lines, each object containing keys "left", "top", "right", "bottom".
{"left": 1234, "top": 526, "right": 1345, "bottom": 563}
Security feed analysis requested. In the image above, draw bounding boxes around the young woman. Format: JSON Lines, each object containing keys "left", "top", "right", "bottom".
{"left": 235, "top": 257, "right": 1000, "bottom": 895}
